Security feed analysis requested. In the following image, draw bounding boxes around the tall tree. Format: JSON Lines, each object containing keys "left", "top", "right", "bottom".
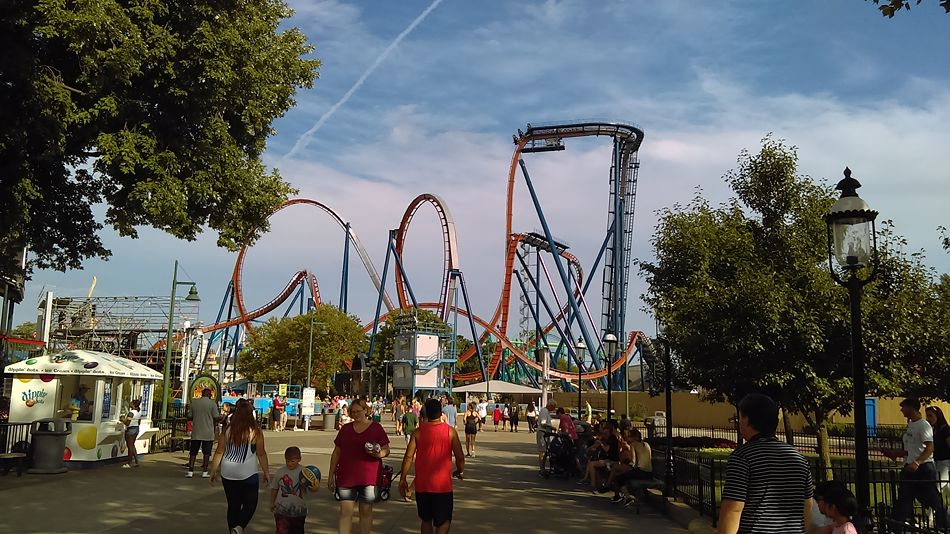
{"left": 0, "top": 0, "right": 318, "bottom": 275}
{"left": 238, "top": 306, "right": 366, "bottom": 394}
{"left": 642, "top": 136, "right": 941, "bottom": 469}
{"left": 868, "top": 0, "right": 950, "bottom": 17}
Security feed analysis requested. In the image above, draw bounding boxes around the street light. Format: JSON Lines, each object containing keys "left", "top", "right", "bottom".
{"left": 654, "top": 331, "right": 676, "bottom": 497}
{"left": 823, "top": 167, "right": 878, "bottom": 528}
{"left": 602, "top": 331, "right": 618, "bottom": 421}
{"left": 537, "top": 344, "right": 550, "bottom": 409}
{"left": 161, "top": 260, "right": 200, "bottom": 419}
{"left": 575, "top": 337, "right": 585, "bottom": 419}
{"left": 307, "top": 315, "right": 328, "bottom": 388}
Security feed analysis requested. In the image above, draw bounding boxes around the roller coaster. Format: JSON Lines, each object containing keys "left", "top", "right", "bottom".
{"left": 190, "top": 120, "right": 655, "bottom": 393}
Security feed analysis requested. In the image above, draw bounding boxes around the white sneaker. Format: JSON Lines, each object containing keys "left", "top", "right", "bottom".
{"left": 229, "top": 526, "right": 244, "bottom": 534}
{"left": 201, "top": 471, "right": 210, "bottom": 478}
{"left": 185, "top": 471, "right": 194, "bottom": 478}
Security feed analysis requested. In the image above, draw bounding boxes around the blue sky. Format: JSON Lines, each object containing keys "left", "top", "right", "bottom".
{"left": 16, "top": 1, "right": 950, "bottom": 342}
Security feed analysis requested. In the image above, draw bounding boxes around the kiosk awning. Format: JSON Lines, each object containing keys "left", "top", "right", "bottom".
{"left": 4, "top": 349, "right": 163, "bottom": 380}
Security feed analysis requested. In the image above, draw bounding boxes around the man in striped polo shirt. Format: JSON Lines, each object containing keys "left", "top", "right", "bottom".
{"left": 718, "top": 394, "right": 814, "bottom": 534}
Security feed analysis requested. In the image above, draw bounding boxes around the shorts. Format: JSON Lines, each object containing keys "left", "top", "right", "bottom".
{"left": 275, "top": 514, "right": 306, "bottom": 534}
{"left": 336, "top": 485, "right": 378, "bottom": 502}
{"left": 189, "top": 439, "right": 214, "bottom": 456}
{"left": 536, "top": 430, "right": 546, "bottom": 452}
{"left": 416, "top": 492, "right": 453, "bottom": 526}
{"left": 465, "top": 424, "right": 477, "bottom": 436}
{"left": 125, "top": 426, "right": 139, "bottom": 437}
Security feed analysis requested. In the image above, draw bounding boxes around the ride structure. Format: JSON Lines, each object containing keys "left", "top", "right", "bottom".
{"left": 163, "top": 120, "right": 656, "bottom": 400}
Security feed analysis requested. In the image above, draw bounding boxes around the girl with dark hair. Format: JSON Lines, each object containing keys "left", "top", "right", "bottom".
{"left": 464, "top": 402, "right": 479, "bottom": 457}
{"left": 926, "top": 406, "right": 950, "bottom": 489}
{"left": 121, "top": 399, "right": 142, "bottom": 468}
{"left": 823, "top": 486, "right": 858, "bottom": 534}
{"left": 210, "top": 398, "right": 270, "bottom": 534}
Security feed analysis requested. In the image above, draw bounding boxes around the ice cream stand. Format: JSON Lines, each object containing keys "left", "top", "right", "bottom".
{"left": 4, "top": 350, "right": 163, "bottom": 463}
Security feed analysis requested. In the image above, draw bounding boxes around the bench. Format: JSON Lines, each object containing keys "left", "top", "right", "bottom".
{"left": 0, "top": 453, "right": 28, "bottom": 477}
{"left": 622, "top": 478, "right": 665, "bottom": 513}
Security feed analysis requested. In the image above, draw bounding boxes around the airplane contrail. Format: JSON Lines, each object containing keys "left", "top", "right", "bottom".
{"left": 282, "top": 0, "right": 445, "bottom": 161}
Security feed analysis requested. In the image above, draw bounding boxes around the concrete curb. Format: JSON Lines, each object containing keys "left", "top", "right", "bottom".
{"left": 645, "top": 488, "right": 717, "bottom": 534}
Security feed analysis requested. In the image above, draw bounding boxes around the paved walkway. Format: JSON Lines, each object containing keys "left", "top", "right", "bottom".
{"left": 0, "top": 422, "right": 687, "bottom": 534}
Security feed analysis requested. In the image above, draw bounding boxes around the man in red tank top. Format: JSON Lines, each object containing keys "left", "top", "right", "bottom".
{"left": 399, "top": 398, "right": 465, "bottom": 534}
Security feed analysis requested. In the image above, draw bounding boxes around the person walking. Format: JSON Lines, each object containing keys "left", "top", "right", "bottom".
{"left": 885, "top": 398, "right": 948, "bottom": 531}
{"left": 399, "top": 399, "right": 465, "bottom": 534}
{"left": 476, "top": 399, "right": 488, "bottom": 431}
{"left": 269, "top": 446, "right": 317, "bottom": 534}
{"left": 501, "top": 404, "right": 510, "bottom": 431}
{"left": 395, "top": 400, "right": 406, "bottom": 435}
{"left": 402, "top": 405, "right": 419, "bottom": 443}
{"left": 441, "top": 398, "right": 458, "bottom": 429}
{"left": 187, "top": 388, "right": 220, "bottom": 478}
{"left": 510, "top": 403, "right": 521, "bottom": 433}
{"left": 537, "top": 401, "right": 555, "bottom": 470}
{"left": 526, "top": 402, "right": 538, "bottom": 432}
{"left": 492, "top": 405, "right": 502, "bottom": 432}
{"left": 463, "top": 402, "right": 479, "bottom": 457}
{"left": 717, "top": 393, "right": 814, "bottom": 534}
{"left": 209, "top": 399, "right": 270, "bottom": 534}
{"left": 121, "top": 399, "right": 142, "bottom": 468}
{"left": 926, "top": 406, "right": 950, "bottom": 491}
{"left": 328, "top": 398, "right": 390, "bottom": 534}
{"left": 272, "top": 394, "right": 284, "bottom": 431}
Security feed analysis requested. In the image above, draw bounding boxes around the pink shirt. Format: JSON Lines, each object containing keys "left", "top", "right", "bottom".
{"left": 558, "top": 414, "right": 577, "bottom": 439}
{"left": 833, "top": 523, "right": 858, "bottom": 534}
{"left": 334, "top": 422, "right": 390, "bottom": 487}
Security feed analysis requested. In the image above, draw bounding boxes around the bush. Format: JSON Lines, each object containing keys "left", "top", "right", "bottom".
{"left": 647, "top": 436, "right": 736, "bottom": 449}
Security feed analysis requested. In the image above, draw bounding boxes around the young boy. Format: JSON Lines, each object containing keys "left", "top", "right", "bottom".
{"left": 269, "top": 446, "right": 318, "bottom": 534}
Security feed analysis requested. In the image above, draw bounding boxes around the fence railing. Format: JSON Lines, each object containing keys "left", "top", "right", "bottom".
{"left": 0, "top": 422, "right": 32, "bottom": 455}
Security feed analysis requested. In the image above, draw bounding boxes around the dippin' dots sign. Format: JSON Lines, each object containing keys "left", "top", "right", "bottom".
{"left": 22, "top": 389, "right": 48, "bottom": 408}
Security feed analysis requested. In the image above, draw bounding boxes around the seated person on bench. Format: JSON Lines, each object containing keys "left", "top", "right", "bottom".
{"left": 579, "top": 420, "right": 621, "bottom": 492}
{"left": 608, "top": 428, "right": 653, "bottom": 503}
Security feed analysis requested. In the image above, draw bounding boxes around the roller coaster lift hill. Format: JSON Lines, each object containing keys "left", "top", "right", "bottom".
{"left": 182, "top": 121, "right": 655, "bottom": 408}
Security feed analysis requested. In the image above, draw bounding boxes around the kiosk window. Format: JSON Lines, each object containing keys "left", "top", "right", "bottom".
{"left": 61, "top": 375, "right": 97, "bottom": 421}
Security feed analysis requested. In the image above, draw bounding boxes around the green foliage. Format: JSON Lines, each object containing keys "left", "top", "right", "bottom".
{"left": 868, "top": 0, "right": 950, "bottom": 17}
{"left": 239, "top": 306, "right": 366, "bottom": 393}
{"left": 0, "top": 0, "right": 319, "bottom": 274}
{"left": 12, "top": 322, "right": 37, "bottom": 339}
{"left": 641, "top": 136, "right": 946, "bottom": 435}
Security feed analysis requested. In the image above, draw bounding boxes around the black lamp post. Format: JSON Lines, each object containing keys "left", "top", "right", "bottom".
{"left": 575, "top": 337, "right": 586, "bottom": 418}
{"left": 602, "top": 331, "right": 617, "bottom": 421}
{"left": 823, "top": 167, "right": 878, "bottom": 528}
{"left": 654, "top": 333, "right": 676, "bottom": 497}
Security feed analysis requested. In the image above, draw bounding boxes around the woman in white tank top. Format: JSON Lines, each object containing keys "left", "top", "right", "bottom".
{"left": 210, "top": 399, "right": 269, "bottom": 534}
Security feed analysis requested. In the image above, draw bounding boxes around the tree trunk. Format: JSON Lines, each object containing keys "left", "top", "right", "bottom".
{"left": 816, "top": 411, "right": 833, "bottom": 481}
{"left": 781, "top": 405, "right": 795, "bottom": 446}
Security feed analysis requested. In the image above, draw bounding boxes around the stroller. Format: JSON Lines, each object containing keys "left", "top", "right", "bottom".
{"left": 540, "top": 430, "right": 579, "bottom": 479}
{"left": 333, "top": 463, "right": 394, "bottom": 502}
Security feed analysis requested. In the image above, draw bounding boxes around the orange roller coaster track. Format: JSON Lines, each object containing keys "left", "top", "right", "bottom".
{"left": 202, "top": 121, "right": 645, "bottom": 385}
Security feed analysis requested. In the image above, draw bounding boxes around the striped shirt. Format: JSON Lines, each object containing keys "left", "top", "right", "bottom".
{"left": 721, "top": 435, "right": 813, "bottom": 534}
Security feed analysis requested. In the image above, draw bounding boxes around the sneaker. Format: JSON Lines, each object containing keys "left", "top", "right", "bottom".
{"left": 229, "top": 527, "right": 243, "bottom": 534}
{"left": 202, "top": 471, "right": 210, "bottom": 478}
{"left": 185, "top": 471, "right": 194, "bottom": 478}
{"left": 121, "top": 464, "right": 132, "bottom": 469}
{"left": 610, "top": 495, "right": 624, "bottom": 503}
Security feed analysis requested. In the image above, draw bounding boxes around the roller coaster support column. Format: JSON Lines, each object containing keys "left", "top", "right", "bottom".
{"left": 366, "top": 231, "right": 395, "bottom": 364}
{"left": 448, "top": 269, "right": 487, "bottom": 396}
{"left": 513, "top": 264, "right": 583, "bottom": 376}
{"left": 518, "top": 159, "right": 601, "bottom": 377}
{"left": 341, "top": 223, "right": 350, "bottom": 312}
{"left": 390, "top": 237, "right": 419, "bottom": 309}
{"left": 607, "top": 137, "right": 625, "bottom": 421}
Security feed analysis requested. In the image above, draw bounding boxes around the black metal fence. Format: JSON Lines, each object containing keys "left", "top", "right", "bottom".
{"left": 0, "top": 422, "right": 32, "bottom": 455}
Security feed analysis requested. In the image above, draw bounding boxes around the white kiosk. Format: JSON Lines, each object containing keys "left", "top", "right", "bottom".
{"left": 4, "top": 350, "right": 162, "bottom": 463}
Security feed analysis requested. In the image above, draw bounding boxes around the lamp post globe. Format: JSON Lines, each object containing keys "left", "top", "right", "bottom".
{"left": 602, "top": 332, "right": 618, "bottom": 420}
{"left": 823, "top": 167, "right": 878, "bottom": 531}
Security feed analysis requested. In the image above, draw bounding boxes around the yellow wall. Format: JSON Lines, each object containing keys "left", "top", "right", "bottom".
{"left": 551, "top": 392, "right": 950, "bottom": 430}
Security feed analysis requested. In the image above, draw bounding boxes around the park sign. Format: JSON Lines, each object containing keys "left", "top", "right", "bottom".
{"left": 190, "top": 375, "right": 219, "bottom": 399}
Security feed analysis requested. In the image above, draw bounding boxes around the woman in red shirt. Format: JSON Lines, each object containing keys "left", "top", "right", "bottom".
{"left": 328, "top": 398, "right": 390, "bottom": 534}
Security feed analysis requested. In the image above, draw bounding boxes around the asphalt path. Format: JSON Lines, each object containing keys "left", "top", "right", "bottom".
{"left": 0, "top": 421, "right": 687, "bottom": 534}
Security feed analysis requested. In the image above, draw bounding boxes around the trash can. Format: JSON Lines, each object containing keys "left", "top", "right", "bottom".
{"left": 323, "top": 410, "right": 337, "bottom": 432}
{"left": 29, "top": 418, "right": 71, "bottom": 474}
